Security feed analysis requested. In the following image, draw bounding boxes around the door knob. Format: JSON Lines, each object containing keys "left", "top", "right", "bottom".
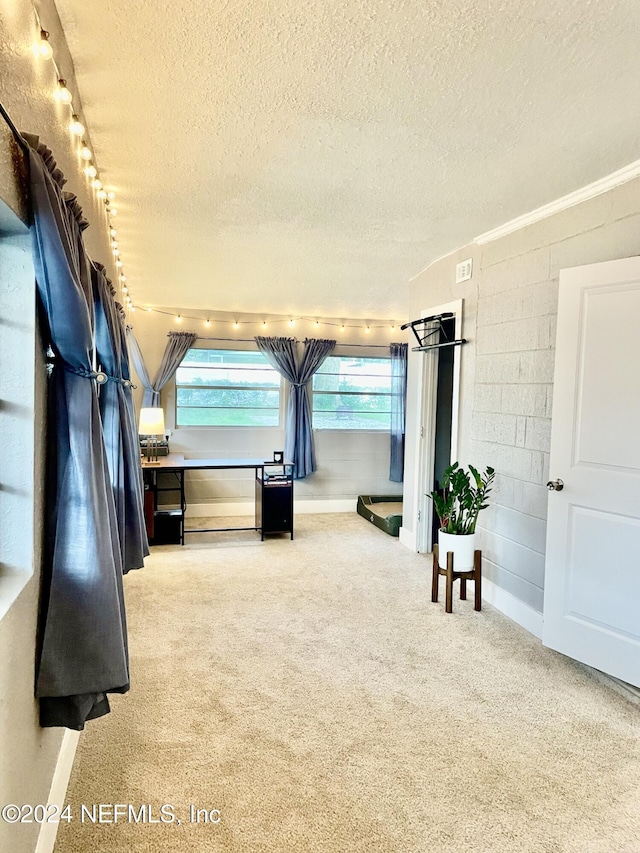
{"left": 546, "top": 479, "right": 564, "bottom": 491}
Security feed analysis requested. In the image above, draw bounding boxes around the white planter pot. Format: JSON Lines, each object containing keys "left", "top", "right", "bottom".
{"left": 438, "top": 530, "right": 476, "bottom": 571}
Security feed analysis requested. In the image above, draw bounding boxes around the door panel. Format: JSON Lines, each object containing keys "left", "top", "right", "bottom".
{"left": 543, "top": 257, "right": 640, "bottom": 687}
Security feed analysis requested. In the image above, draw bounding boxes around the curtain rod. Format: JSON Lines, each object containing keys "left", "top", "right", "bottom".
{"left": 0, "top": 100, "right": 29, "bottom": 152}
{"left": 194, "top": 335, "right": 392, "bottom": 349}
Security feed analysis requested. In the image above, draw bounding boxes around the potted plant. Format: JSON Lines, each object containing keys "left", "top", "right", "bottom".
{"left": 429, "top": 462, "right": 495, "bottom": 570}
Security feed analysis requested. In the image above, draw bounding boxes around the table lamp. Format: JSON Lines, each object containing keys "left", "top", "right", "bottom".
{"left": 138, "top": 407, "right": 165, "bottom": 464}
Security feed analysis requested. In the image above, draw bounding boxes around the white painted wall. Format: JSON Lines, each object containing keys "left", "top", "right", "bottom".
{"left": 403, "top": 175, "right": 640, "bottom": 617}
{"left": 129, "top": 308, "right": 405, "bottom": 512}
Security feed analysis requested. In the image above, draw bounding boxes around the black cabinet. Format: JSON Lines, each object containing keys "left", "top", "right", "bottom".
{"left": 142, "top": 466, "right": 185, "bottom": 545}
{"left": 255, "top": 465, "right": 294, "bottom": 539}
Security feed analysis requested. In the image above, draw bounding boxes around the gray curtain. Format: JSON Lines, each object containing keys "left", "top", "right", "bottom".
{"left": 93, "top": 263, "right": 149, "bottom": 571}
{"left": 27, "top": 138, "right": 133, "bottom": 729}
{"left": 390, "top": 342, "right": 408, "bottom": 482}
{"left": 255, "top": 336, "right": 335, "bottom": 479}
{"left": 128, "top": 330, "right": 196, "bottom": 408}
{"left": 125, "top": 326, "right": 153, "bottom": 404}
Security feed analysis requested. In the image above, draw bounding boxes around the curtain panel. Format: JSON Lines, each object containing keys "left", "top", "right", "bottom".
{"left": 127, "top": 329, "right": 196, "bottom": 408}
{"left": 390, "top": 342, "right": 408, "bottom": 482}
{"left": 255, "top": 336, "right": 335, "bottom": 478}
{"left": 26, "top": 137, "right": 145, "bottom": 729}
{"left": 92, "top": 263, "right": 149, "bottom": 571}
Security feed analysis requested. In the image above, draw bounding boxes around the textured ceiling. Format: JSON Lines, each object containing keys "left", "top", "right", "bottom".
{"left": 55, "top": 0, "right": 640, "bottom": 318}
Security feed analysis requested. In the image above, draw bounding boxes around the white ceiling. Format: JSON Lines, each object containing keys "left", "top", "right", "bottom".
{"left": 55, "top": 0, "right": 640, "bottom": 319}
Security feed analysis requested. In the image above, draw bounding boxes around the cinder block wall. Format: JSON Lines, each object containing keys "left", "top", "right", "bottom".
{"left": 404, "top": 175, "right": 640, "bottom": 617}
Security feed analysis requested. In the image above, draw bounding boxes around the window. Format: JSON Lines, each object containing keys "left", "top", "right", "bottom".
{"left": 312, "top": 355, "right": 392, "bottom": 430}
{"left": 175, "top": 348, "right": 281, "bottom": 427}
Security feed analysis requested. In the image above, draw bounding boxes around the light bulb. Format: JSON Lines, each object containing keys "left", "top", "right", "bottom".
{"left": 233, "top": 322, "right": 239, "bottom": 330}
{"left": 97, "top": 189, "right": 107, "bottom": 199}
{"left": 130, "top": 306, "right": 136, "bottom": 312}
{"left": 314, "top": 321, "right": 319, "bottom": 328}
{"left": 107, "top": 191, "right": 116, "bottom": 200}
{"left": 147, "top": 307, "right": 152, "bottom": 313}
{"left": 119, "top": 275, "right": 126, "bottom": 282}
{"left": 205, "top": 319, "right": 211, "bottom": 327}
{"left": 116, "top": 260, "right": 122, "bottom": 268}
{"left": 176, "top": 315, "right": 182, "bottom": 323}
{"left": 122, "top": 286, "right": 128, "bottom": 294}
{"left": 57, "top": 79, "right": 72, "bottom": 104}
{"left": 38, "top": 30, "right": 53, "bottom": 60}
{"left": 262, "top": 321, "right": 267, "bottom": 329}
{"left": 390, "top": 325, "right": 396, "bottom": 332}
{"left": 113, "top": 249, "right": 120, "bottom": 258}
{"left": 110, "top": 228, "right": 117, "bottom": 237}
{"left": 110, "top": 208, "right": 118, "bottom": 216}
{"left": 92, "top": 179, "right": 103, "bottom": 190}
{"left": 80, "top": 143, "right": 92, "bottom": 160}
{"left": 365, "top": 326, "right": 371, "bottom": 334}
{"left": 289, "top": 319, "right": 295, "bottom": 328}
{"left": 84, "top": 164, "right": 97, "bottom": 178}
{"left": 340, "top": 324, "right": 345, "bottom": 332}
{"left": 125, "top": 295, "right": 131, "bottom": 303}
{"left": 69, "top": 114, "right": 84, "bottom": 136}
{"left": 111, "top": 241, "right": 118, "bottom": 249}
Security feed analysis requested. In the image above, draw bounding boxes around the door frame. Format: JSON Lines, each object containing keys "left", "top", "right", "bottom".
{"left": 411, "top": 298, "right": 463, "bottom": 553}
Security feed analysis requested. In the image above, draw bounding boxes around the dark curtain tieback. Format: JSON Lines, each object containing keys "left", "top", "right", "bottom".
{"left": 63, "top": 364, "right": 136, "bottom": 388}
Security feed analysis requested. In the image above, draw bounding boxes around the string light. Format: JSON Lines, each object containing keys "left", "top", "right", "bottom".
{"left": 390, "top": 324, "right": 396, "bottom": 332}
{"left": 69, "top": 114, "right": 84, "bottom": 136}
{"left": 365, "top": 326, "right": 371, "bottom": 334}
{"left": 110, "top": 207, "right": 118, "bottom": 216}
{"left": 289, "top": 319, "right": 295, "bottom": 328}
{"left": 314, "top": 320, "right": 320, "bottom": 328}
{"left": 119, "top": 275, "right": 126, "bottom": 282}
{"left": 340, "top": 324, "right": 345, "bottom": 332}
{"left": 37, "top": 30, "right": 53, "bottom": 60}
{"left": 33, "top": 12, "right": 126, "bottom": 292}
{"left": 122, "top": 286, "right": 128, "bottom": 294}
{"left": 130, "top": 305, "right": 136, "bottom": 312}
{"left": 147, "top": 307, "right": 153, "bottom": 313}
{"left": 262, "top": 321, "right": 268, "bottom": 330}
{"left": 56, "top": 79, "right": 72, "bottom": 104}
{"left": 205, "top": 319, "right": 211, "bottom": 327}
{"left": 176, "top": 315, "right": 182, "bottom": 323}
{"left": 233, "top": 321, "right": 240, "bottom": 329}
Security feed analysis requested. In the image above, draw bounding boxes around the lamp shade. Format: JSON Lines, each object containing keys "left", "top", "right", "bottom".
{"left": 138, "top": 407, "right": 165, "bottom": 436}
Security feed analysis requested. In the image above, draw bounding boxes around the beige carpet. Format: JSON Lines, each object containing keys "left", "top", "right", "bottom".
{"left": 55, "top": 514, "right": 640, "bottom": 853}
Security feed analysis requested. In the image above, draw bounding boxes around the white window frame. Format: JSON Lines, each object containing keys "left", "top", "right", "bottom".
{"left": 311, "top": 350, "right": 393, "bottom": 432}
{"left": 173, "top": 344, "right": 284, "bottom": 430}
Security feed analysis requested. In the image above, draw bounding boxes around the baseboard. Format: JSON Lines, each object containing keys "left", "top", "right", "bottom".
{"left": 399, "top": 526, "right": 417, "bottom": 551}
{"left": 186, "top": 499, "right": 357, "bottom": 518}
{"left": 35, "top": 729, "right": 81, "bottom": 853}
{"left": 481, "top": 577, "right": 543, "bottom": 639}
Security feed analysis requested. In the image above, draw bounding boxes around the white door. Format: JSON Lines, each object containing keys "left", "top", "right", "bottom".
{"left": 543, "top": 256, "right": 640, "bottom": 687}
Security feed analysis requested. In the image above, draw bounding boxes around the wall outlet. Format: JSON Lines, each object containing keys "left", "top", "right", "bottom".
{"left": 456, "top": 258, "right": 473, "bottom": 283}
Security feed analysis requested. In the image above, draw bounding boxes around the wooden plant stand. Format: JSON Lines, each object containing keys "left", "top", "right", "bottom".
{"left": 431, "top": 544, "right": 482, "bottom": 613}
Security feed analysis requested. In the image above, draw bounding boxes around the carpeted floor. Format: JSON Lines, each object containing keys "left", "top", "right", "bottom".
{"left": 54, "top": 514, "right": 640, "bottom": 853}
